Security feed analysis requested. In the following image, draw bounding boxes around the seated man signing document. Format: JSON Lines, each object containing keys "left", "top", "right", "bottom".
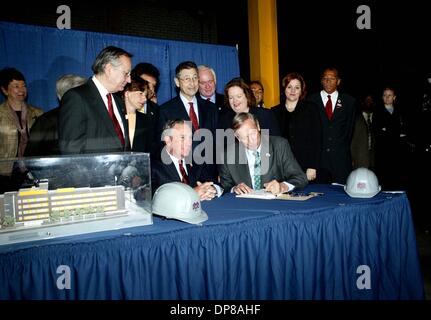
{"left": 218, "top": 112, "right": 308, "bottom": 195}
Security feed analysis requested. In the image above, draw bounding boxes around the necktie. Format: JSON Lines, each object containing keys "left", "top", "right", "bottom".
{"left": 106, "top": 93, "right": 125, "bottom": 146}
{"left": 325, "top": 95, "right": 333, "bottom": 120}
{"left": 206, "top": 98, "right": 211, "bottom": 101}
{"left": 178, "top": 160, "right": 189, "bottom": 185}
{"left": 253, "top": 151, "right": 261, "bottom": 190}
{"left": 188, "top": 102, "right": 199, "bottom": 130}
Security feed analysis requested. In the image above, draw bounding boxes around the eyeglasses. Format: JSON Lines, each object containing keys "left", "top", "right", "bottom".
{"left": 121, "top": 70, "right": 131, "bottom": 77}
{"left": 113, "top": 64, "right": 131, "bottom": 77}
{"left": 179, "top": 76, "right": 199, "bottom": 83}
{"left": 199, "top": 80, "right": 214, "bottom": 86}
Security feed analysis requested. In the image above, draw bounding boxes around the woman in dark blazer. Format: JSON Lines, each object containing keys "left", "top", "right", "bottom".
{"left": 272, "top": 72, "right": 321, "bottom": 181}
{"left": 217, "top": 77, "right": 280, "bottom": 136}
{"left": 122, "top": 77, "right": 153, "bottom": 153}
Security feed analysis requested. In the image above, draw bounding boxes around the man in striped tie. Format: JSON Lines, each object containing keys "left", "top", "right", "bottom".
{"left": 218, "top": 112, "right": 307, "bottom": 195}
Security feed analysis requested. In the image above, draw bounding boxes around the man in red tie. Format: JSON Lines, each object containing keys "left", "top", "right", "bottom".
{"left": 157, "top": 61, "right": 219, "bottom": 179}
{"left": 308, "top": 68, "right": 357, "bottom": 184}
{"left": 59, "top": 46, "right": 132, "bottom": 154}
{"left": 152, "top": 119, "right": 222, "bottom": 200}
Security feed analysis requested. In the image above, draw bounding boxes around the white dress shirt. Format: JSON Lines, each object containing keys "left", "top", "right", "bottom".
{"left": 230, "top": 144, "right": 295, "bottom": 192}
{"left": 167, "top": 151, "right": 222, "bottom": 197}
{"left": 92, "top": 76, "right": 125, "bottom": 135}
{"left": 320, "top": 90, "right": 339, "bottom": 113}
{"left": 179, "top": 93, "right": 199, "bottom": 122}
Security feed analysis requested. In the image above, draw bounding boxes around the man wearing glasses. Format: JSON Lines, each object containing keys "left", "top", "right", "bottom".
{"left": 59, "top": 46, "right": 132, "bottom": 154}
{"left": 157, "top": 61, "right": 218, "bottom": 175}
{"left": 197, "top": 65, "right": 226, "bottom": 114}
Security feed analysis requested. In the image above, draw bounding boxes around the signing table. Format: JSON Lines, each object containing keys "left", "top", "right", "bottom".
{"left": 0, "top": 184, "right": 424, "bottom": 299}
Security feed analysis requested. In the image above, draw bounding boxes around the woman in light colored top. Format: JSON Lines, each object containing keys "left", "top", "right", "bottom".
{"left": 272, "top": 72, "right": 321, "bottom": 181}
{"left": 0, "top": 67, "right": 43, "bottom": 159}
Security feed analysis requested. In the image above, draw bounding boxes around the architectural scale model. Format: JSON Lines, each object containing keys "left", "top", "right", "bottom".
{"left": 0, "top": 182, "right": 127, "bottom": 229}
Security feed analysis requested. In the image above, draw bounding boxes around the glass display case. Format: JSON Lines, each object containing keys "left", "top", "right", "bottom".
{"left": 0, "top": 152, "right": 152, "bottom": 245}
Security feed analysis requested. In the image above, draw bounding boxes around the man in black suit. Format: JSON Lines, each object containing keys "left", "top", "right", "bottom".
{"left": 309, "top": 68, "right": 357, "bottom": 184}
{"left": 218, "top": 112, "right": 307, "bottom": 194}
{"left": 58, "top": 46, "right": 132, "bottom": 154}
{"left": 157, "top": 61, "right": 218, "bottom": 175}
{"left": 152, "top": 119, "right": 222, "bottom": 200}
{"left": 198, "top": 65, "right": 226, "bottom": 114}
{"left": 25, "top": 74, "right": 87, "bottom": 156}
{"left": 131, "top": 62, "right": 160, "bottom": 104}
{"left": 158, "top": 61, "right": 218, "bottom": 136}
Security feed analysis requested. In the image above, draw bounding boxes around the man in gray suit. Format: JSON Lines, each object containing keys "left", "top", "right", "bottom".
{"left": 218, "top": 112, "right": 307, "bottom": 195}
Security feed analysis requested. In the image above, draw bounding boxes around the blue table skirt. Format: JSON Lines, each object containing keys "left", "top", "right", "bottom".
{"left": 0, "top": 185, "right": 424, "bottom": 299}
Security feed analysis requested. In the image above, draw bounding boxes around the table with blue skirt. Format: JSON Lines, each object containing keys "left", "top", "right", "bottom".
{"left": 0, "top": 184, "right": 424, "bottom": 299}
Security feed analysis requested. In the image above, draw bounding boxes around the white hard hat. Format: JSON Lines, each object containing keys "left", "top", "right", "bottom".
{"left": 344, "top": 167, "right": 381, "bottom": 198}
{"left": 152, "top": 182, "right": 208, "bottom": 224}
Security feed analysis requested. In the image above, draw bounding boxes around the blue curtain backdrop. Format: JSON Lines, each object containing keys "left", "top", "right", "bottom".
{"left": 0, "top": 22, "right": 240, "bottom": 111}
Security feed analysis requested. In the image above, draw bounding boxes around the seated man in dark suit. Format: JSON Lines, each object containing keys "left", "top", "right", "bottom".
{"left": 152, "top": 119, "right": 222, "bottom": 200}
{"left": 218, "top": 112, "right": 307, "bottom": 195}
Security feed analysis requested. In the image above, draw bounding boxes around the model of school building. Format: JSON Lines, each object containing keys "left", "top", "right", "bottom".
{"left": 0, "top": 182, "right": 127, "bottom": 228}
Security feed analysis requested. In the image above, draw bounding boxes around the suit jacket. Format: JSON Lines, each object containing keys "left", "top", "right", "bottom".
{"left": 309, "top": 92, "right": 357, "bottom": 184}
{"left": 131, "top": 100, "right": 159, "bottom": 153}
{"left": 272, "top": 100, "right": 321, "bottom": 171}
{"left": 215, "top": 92, "right": 228, "bottom": 114}
{"left": 0, "top": 102, "right": 43, "bottom": 158}
{"left": 157, "top": 95, "right": 218, "bottom": 137}
{"left": 58, "top": 79, "right": 130, "bottom": 154}
{"left": 151, "top": 149, "right": 218, "bottom": 194}
{"left": 25, "top": 107, "right": 60, "bottom": 156}
{"left": 351, "top": 112, "right": 375, "bottom": 169}
{"left": 156, "top": 95, "right": 219, "bottom": 177}
{"left": 0, "top": 102, "right": 43, "bottom": 175}
{"left": 218, "top": 135, "right": 308, "bottom": 191}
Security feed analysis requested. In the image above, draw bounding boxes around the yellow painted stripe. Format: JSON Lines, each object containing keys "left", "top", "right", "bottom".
{"left": 18, "top": 190, "right": 48, "bottom": 196}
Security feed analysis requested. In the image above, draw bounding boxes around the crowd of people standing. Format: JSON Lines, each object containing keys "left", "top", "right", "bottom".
{"left": 1, "top": 45, "right": 429, "bottom": 229}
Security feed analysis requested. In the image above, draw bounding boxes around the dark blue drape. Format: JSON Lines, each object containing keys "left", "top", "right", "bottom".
{"left": 0, "top": 21, "right": 240, "bottom": 111}
{"left": 0, "top": 185, "right": 424, "bottom": 300}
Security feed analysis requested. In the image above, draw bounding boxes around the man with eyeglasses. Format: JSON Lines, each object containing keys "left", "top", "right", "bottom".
{"left": 59, "top": 46, "right": 132, "bottom": 154}
{"left": 157, "top": 61, "right": 219, "bottom": 177}
{"left": 309, "top": 67, "right": 357, "bottom": 184}
{"left": 197, "top": 65, "right": 226, "bottom": 114}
